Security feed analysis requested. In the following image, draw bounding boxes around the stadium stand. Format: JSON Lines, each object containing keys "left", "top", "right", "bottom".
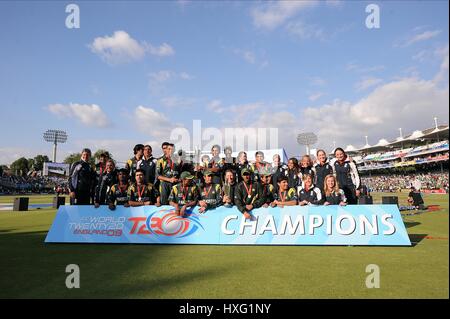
{"left": 343, "top": 124, "right": 449, "bottom": 193}
{"left": 0, "top": 174, "right": 69, "bottom": 195}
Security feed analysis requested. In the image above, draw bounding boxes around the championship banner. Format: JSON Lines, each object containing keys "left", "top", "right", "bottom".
{"left": 45, "top": 205, "right": 411, "bottom": 246}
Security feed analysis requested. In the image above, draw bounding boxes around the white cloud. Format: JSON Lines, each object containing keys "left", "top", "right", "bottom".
{"left": 232, "top": 48, "right": 269, "bottom": 68}
{"left": 251, "top": 1, "right": 324, "bottom": 43}
{"left": 412, "top": 50, "right": 429, "bottom": 62}
{"left": 0, "top": 147, "right": 38, "bottom": 166}
{"left": 285, "top": 21, "right": 324, "bottom": 40}
{"left": 214, "top": 78, "right": 448, "bottom": 156}
{"left": 0, "top": 146, "right": 75, "bottom": 166}
{"left": 400, "top": 29, "right": 442, "bottom": 47}
{"left": 251, "top": 0, "right": 318, "bottom": 30}
{"left": 234, "top": 49, "right": 256, "bottom": 64}
{"left": 310, "top": 76, "right": 326, "bottom": 86}
{"left": 179, "top": 72, "right": 194, "bottom": 80}
{"left": 300, "top": 78, "right": 449, "bottom": 151}
{"left": 176, "top": 0, "right": 192, "bottom": 8}
{"left": 354, "top": 77, "right": 383, "bottom": 91}
{"left": 134, "top": 106, "right": 179, "bottom": 139}
{"left": 46, "top": 103, "right": 111, "bottom": 128}
{"left": 147, "top": 43, "right": 175, "bottom": 57}
{"left": 207, "top": 100, "right": 226, "bottom": 114}
{"left": 224, "top": 102, "right": 264, "bottom": 126}
{"left": 149, "top": 70, "right": 173, "bottom": 83}
{"left": 346, "top": 62, "right": 385, "bottom": 73}
{"left": 308, "top": 92, "right": 325, "bottom": 101}
{"left": 405, "top": 30, "right": 442, "bottom": 46}
{"left": 73, "top": 139, "right": 137, "bottom": 163}
{"left": 325, "top": 0, "right": 343, "bottom": 6}
{"left": 160, "top": 96, "right": 198, "bottom": 108}
{"left": 148, "top": 70, "right": 194, "bottom": 95}
{"left": 76, "top": 139, "right": 164, "bottom": 161}
{"left": 89, "top": 30, "right": 174, "bottom": 64}
{"left": 433, "top": 44, "right": 449, "bottom": 85}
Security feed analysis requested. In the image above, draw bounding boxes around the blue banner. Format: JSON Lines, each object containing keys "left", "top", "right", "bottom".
{"left": 45, "top": 205, "right": 411, "bottom": 246}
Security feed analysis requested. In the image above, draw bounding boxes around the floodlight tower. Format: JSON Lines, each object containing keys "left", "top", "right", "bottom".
{"left": 297, "top": 132, "right": 318, "bottom": 156}
{"left": 43, "top": 130, "right": 68, "bottom": 162}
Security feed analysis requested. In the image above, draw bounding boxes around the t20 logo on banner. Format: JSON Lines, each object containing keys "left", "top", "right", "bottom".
{"left": 129, "top": 208, "right": 204, "bottom": 238}
{"left": 46, "top": 205, "right": 411, "bottom": 246}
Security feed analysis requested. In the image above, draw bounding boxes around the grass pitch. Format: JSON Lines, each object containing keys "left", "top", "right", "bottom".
{"left": 0, "top": 193, "right": 448, "bottom": 299}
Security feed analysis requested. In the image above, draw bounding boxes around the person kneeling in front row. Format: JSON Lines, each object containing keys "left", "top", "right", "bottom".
{"left": 222, "top": 169, "right": 237, "bottom": 207}
{"left": 322, "top": 174, "right": 347, "bottom": 206}
{"left": 271, "top": 175, "right": 297, "bottom": 208}
{"left": 297, "top": 174, "right": 323, "bottom": 206}
{"left": 128, "top": 169, "right": 161, "bottom": 207}
{"left": 234, "top": 168, "right": 264, "bottom": 219}
{"left": 198, "top": 170, "right": 222, "bottom": 214}
{"left": 107, "top": 168, "right": 131, "bottom": 210}
{"left": 169, "top": 171, "right": 199, "bottom": 217}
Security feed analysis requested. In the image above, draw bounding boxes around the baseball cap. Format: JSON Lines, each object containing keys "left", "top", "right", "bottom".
{"left": 203, "top": 170, "right": 213, "bottom": 176}
{"left": 180, "top": 171, "right": 194, "bottom": 180}
{"left": 260, "top": 168, "right": 272, "bottom": 176}
{"left": 241, "top": 168, "right": 251, "bottom": 176}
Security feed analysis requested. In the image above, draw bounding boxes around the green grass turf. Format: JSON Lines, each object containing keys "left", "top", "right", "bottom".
{"left": 0, "top": 195, "right": 70, "bottom": 205}
{"left": 0, "top": 193, "right": 448, "bottom": 299}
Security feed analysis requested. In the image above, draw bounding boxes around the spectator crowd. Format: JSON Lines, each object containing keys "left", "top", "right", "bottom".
{"left": 362, "top": 172, "right": 449, "bottom": 193}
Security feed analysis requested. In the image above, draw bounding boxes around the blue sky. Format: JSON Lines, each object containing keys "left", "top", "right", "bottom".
{"left": 0, "top": 0, "right": 448, "bottom": 164}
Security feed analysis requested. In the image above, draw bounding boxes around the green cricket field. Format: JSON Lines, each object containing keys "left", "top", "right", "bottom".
{"left": 0, "top": 193, "right": 448, "bottom": 298}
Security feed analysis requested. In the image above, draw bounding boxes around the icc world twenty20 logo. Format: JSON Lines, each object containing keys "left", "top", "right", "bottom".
{"left": 128, "top": 208, "right": 204, "bottom": 237}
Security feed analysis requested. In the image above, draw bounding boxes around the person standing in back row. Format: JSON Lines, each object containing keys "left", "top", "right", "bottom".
{"left": 68, "top": 148, "right": 97, "bottom": 205}
{"left": 126, "top": 144, "right": 144, "bottom": 184}
{"left": 313, "top": 149, "right": 334, "bottom": 193}
{"left": 271, "top": 154, "right": 287, "bottom": 191}
{"left": 141, "top": 144, "right": 157, "bottom": 184}
{"left": 208, "top": 144, "right": 224, "bottom": 185}
{"left": 285, "top": 157, "right": 300, "bottom": 189}
{"left": 331, "top": 147, "right": 360, "bottom": 205}
{"left": 157, "top": 142, "right": 181, "bottom": 205}
{"left": 94, "top": 159, "right": 117, "bottom": 207}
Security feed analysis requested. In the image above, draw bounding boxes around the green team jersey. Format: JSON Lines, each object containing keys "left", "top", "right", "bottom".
{"left": 251, "top": 161, "right": 272, "bottom": 182}
{"left": 156, "top": 155, "right": 181, "bottom": 178}
{"left": 107, "top": 183, "right": 130, "bottom": 205}
{"left": 199, "top": 183, "right": 222, "bottom": 210}
{"left": 234, "top": 181, "right": 265, "bottom": 214}
{"left": 273, "top": 188, "right": 298, "bottom": 203}
{"left": 168, "top": 183, "right": 199, "bottom": 206}
{"left": 126, "top": 157, "right": 143, "bottom": 183}
{"left": 127, "top": 183, "right": 159, "bottom": 203}
{"left": 261, "top": 183, "right": 276, "bottom": 205}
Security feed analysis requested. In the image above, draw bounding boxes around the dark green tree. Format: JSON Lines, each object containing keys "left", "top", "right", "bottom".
{"left": 33, "top": 155, "right": 50, "bottom": 171}
{"left": 93, "top": 149, "right": 113, "bottom": 160}
{"left": 64, "top": 153, "right": 95, "bottom": 167}
{"left": 64, "top": 153, "right": 82, "bottom": 166}
{"left": 27, "top": 158, "right": 35, "bottom": 171}
{"left": 10, "top": 157, "right": 29, "bottom": 176}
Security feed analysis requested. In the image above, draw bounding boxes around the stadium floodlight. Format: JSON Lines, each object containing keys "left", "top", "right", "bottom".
{"left": 43, "top": 129, "right": 68, "bottom": 163}
{"left": 434, "top": 117, "right": 438, "bottom": 129}
{"left": 297, "top": 132, "right": 318, "bottom": 155}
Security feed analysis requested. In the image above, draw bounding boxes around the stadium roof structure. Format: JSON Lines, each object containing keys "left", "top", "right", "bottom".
{"left": 348, "top": 125, "right": 449, "bottom": 154}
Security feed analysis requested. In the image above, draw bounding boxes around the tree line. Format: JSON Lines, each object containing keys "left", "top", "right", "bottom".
{"left": 2, "top": 149, "right": 113, "bottom": 176}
